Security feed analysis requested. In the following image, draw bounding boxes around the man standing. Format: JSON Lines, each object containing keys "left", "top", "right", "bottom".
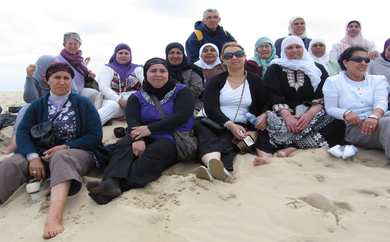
{"left": 186, "top": 9, "right": 236, "bottom": 63}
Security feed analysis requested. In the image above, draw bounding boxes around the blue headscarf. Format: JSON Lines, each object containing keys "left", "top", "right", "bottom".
{"left": 250, "top": 37, "right": 279, "bottom": 76}
{"left": 106, "top": 43, "right": 142, "bottom": 82}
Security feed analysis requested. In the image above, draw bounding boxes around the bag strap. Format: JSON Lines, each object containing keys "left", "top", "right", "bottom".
{"left": 232, "top": 71, "right": 247, "bottom": 122}
{"left": 50, "top": 93, "right": 72, "bottom": 123}
{"left": 150, "top": 95, "right": 168, "bottom": 120}
{"left": 60, "top": 54, "right": 86, "bottom": 77}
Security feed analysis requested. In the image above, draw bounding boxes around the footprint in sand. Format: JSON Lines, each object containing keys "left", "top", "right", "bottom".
{"left": 286, "top": 193, "right": 356, "bottom": 225}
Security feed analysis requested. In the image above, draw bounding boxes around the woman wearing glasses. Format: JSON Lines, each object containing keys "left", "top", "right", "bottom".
{"left": 194, "top": 42, "right": 271, "bottom": 182}
{"left": 245, "top": 37, "right": 279, "bottom": 77}
{"left": 263, "top": 36, "right": 345, "bottom": 158}
{"left": 323, "top": 46, "right": 390, "bottom": 161}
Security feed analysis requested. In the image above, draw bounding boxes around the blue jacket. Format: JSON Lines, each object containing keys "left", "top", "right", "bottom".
{"left": 15, "top": 92, "right": 113, "bottom": 171}
{"left": 185, "top": 21, "right": 236, "bottom": 63}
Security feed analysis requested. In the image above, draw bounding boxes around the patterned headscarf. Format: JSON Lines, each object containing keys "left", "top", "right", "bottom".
{"left": 45, "top": 62, "right": 75, "bottom": 81}
{"left": 250, "top": 37, "right": 279, "bottom": 76}
{"left": 271, "top": 36, "right": 322, "bottom": 92}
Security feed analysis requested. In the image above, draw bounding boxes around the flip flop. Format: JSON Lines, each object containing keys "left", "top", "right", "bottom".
{"left": 26, "top": 178, "right": 43, "bottom": 194}
{"left": 30, "top": 178, "right": 51, "bottom": 201}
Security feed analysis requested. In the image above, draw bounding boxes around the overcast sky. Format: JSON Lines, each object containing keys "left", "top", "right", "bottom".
{"left": 0, "top": 0, "right": 387, "bottom": 92}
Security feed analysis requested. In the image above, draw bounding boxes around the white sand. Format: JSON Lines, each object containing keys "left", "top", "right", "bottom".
{"left": 1, "top": 92, "right": 389, "bottom": 241}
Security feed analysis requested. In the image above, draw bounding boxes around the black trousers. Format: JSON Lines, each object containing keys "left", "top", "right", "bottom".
{"left": 103, "top": 136, "right": 178, "bottom": 192}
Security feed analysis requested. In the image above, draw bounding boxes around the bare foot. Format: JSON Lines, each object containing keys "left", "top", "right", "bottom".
{"left": 277, "top": 147, "right": 298, "bottom": 157}
{"left": 43, "top": 214, "right": 64, "bottom": 239}
{"left": 0, "top": 146, "right": 15, "bottom": 155}
{"left": 0, "top": 135, "right": 17, "bottom": 155}
{"left": 253, "top": 156, "right": 271, "bottom": 166}
{"left": 86, "top": 178, "right": 121, "bottom": 198}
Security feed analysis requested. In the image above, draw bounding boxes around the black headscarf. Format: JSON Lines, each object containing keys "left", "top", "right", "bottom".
{"left": 142, "top": 58, "right": 176, "bottom": 100}
{"left": 165, "top": 42, "right": 203, "bottom": 83}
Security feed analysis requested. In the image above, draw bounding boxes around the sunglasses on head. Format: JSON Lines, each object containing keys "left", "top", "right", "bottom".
{"left": 347, "top": 56, "right": 370, "bottom": 63}
{"left": 223, "top": 51, "right": 245, "bottom": 60}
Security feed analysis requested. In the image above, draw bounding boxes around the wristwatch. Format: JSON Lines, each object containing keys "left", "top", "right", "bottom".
{"left": 368, "top": 114, "right": 379, "bottom": 120}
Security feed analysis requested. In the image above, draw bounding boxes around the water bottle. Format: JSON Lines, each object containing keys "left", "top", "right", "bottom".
{"left": 246, "top": 112, "right": 258, "bottom": 125}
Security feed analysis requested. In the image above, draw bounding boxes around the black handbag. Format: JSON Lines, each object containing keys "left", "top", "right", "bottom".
{"left": 30, "top": 97, "right": 70, "bottom": 149}
{"left": 200, "top": 117, "right": 226, "bottom": 134}
{"left": 150, "top": 95, "right": 198, "bottom": 162}
{"left": 61, "top": 55, "right": 99, "bottom": 91}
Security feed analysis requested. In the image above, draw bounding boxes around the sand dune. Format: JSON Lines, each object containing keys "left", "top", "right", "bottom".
{"left": 0, "top": 92, "right": 389, "bottom": 241}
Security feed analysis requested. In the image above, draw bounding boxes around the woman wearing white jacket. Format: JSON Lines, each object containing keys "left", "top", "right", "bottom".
{"left": 98, "top": 43, "right": 143, "bottom": 125}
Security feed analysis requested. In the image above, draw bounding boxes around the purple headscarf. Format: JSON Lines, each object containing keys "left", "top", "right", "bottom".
{"left": 381, "top": 38, "right": 390, "bottom": 62}
{"left": 105, "top": 43, "right": 142, "bottom": 82}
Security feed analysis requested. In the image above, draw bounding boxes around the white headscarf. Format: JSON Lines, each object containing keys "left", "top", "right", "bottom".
{"left": 308, "top": 38, "right": 330, "bottom": 74}
{"left": 271, "top": 36, "right": 322, "bottom": 92}
{"left": 288, "top": 16, "right": 307, "bottom": 39}
{"left": 194, "top": 43, "right": 222, "bottom": 69}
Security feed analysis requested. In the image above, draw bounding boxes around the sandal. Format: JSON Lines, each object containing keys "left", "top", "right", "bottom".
{"left": 30, "top": 178, "right": 51, "bottom": 201}
{"left": 26, "top": 178, "right": 42, "bottom": 194}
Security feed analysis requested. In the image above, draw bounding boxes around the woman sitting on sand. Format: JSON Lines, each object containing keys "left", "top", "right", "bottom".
{"left": 323, "top": 46, "right": 390, "bottom": 160}
{"left": 0, "top": 55, "right": 77, "bottom": 155}
{"left": 262, "top": 36, "right": 345, "bottom": 157}
{"left": 194, "top": 42, "right": 271, "bottom": 182}
{"left": 194, "top": 43, "right": 227, "bottom": 89}
{"left": 165, "top": 42, "right": 203, "bottom": 113}
{"left": 86, "top": 58, "right": 195, "bottom": 205}
{"left": 98, "top": 43, "right": 143, "bottom": 125}
{"left": 245, "top": 36, "right": 279, "bottom": 77}
{"left": 0, "top": 63, "right": 110, "bottom": 239}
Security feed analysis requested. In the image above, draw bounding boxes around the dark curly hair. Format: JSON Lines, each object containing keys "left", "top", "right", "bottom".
{"left": 338, "top": 46, "right": 368, "bottom": 71}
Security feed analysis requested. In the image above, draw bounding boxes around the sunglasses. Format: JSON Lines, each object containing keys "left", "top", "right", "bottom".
{"left": 347, "top": 56, "right": 370, "bottom": 63}
{"left": 223, "top": 51, "right": 245, "bottom": 60}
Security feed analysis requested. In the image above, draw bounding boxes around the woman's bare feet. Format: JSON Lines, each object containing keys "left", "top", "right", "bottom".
{"left": 276, "top": 147, "right": 298, "bottom": 157}
{"left": 43, "top": 213, "right": 64, "bottom": 239}
{"left": 253, "top": 149, "right": 272, "bottom": 166}
{"left": 0, "top": 135, "right": 16, "bottom": 155}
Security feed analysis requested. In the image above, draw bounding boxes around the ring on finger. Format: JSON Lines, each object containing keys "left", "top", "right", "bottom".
{"left": 369, "top": 126, "right": 373, "bottom": 129}
{"left": 32, "top": 171, "right": 38, "bottom": 174}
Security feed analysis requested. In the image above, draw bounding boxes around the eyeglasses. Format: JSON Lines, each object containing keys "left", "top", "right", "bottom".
{"left": 223, "top": 51, "right": 245, "bottom": 60}
{"left": 347, "top": 56, "right": 370, "bottom": 63}
{"left": 205, "top": 16, "right": 220, "bottom": 20}
{"left": 258, "top": 44, "right": 271, "bottom": 49}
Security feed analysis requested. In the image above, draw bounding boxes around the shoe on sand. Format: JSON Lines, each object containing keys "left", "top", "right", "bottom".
{"left": 30, "top": 178, "right": 51, "bottom": 201}
{"left": 328, "top": 145, "right": 344, "bottom": 158}
{"left": 195, "top": 166, "right": 214, "bottom": 181}
{"left": 342, "top": 145, "right": 359, "bottom": 160}
{"left": 208, "top": 158, "right": 231, "bottom": 182}
{"left": 26, "top": 178, "right": 42, "bottom": 194}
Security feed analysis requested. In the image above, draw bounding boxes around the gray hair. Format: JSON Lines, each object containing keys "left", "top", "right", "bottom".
{"left": 63, "top": 32, "right": 82, "bottom": 45}
{"left": 203, "top": 8, "right": 219, "bottom": 19}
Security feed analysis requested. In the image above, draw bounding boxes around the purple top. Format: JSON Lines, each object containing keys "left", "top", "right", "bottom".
{"left": 133, "top": 84, "right": 194, "bottom": 144}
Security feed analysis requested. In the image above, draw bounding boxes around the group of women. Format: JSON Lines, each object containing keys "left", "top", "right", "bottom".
{"left": 0, "top": 16, "right": 390, "bottom": 239}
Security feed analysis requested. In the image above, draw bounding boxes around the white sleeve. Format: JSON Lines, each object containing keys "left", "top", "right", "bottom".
{"left": 134, "top": 67, "right": 144, "bottom": 85}
{"left": 371, "top": 40, "right": 379, "bottom": 53}
{"left": 329, "top": 42, "right": 340, "bottom": 61}
{"left": 323, "top": 78, "right": 346, "bottom": 120}
{"left": 372, "top": 76, "right": 389, "bottom": 112}
{"left": 98, "top": 66, "right": 120, "bottom": 103}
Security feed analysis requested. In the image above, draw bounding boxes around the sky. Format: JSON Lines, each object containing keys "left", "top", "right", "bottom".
{"left": 0, "top": 0, "right": 388, "bottom": 92}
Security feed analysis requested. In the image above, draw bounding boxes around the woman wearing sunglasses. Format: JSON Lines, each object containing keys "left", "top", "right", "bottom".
{"left": 194, "top": 42, "right": 271, "bottom": 182}
{"left": 323, "top": 46, "right": 390, "bottom": 160}
{"left": 263, "top": 36, "right": 345, "bottom": 158}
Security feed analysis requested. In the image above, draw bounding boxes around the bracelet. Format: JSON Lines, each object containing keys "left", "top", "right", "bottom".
{"left": 225, "top": 121, "right": 233, "bottom": 130}
{"left": 343, "top": 110, "right": 352, "bottom": 119}
{"left": 309, "top": 108, "right": 318, "bottom": 113}
{"left": 28, "top": 156, "right": 40, "bottom": 162}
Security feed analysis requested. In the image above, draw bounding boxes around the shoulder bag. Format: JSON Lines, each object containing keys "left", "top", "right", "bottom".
{"left": 30, "top": 97, "right": 70, "bottom": 149}
{"left": 150, "top": 95, "right": 198, "bottom": 162}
